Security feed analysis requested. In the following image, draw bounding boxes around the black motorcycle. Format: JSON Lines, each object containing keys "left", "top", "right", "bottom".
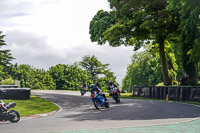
{"left": 0, "top": 90, "right": 20, "bottom": 123}
{"left": 80, "top": 83, "right": 88, "bottom": 96}
{"left": 80, "top": 89, "right": 87, "bottom": 96}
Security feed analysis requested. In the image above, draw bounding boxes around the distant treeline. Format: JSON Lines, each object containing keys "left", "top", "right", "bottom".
{"left": 0, "top": 60, "right": 117, "bottom": 92}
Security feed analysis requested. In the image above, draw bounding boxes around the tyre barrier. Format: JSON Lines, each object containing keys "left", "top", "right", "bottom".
{"left": 0, "top": 88, "right": 31, "bottom": 100}
{"left": 0, "top": 85, "right": 19, "bottom": 88}
{"left": 132, "top": 86, "right": 200, "bottom": 102}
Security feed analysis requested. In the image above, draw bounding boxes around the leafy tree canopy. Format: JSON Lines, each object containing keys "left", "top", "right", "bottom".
{"left": 0, "top": 31, "right": 14, "bottom": 66}
{"left": 48, "top": 63, "right": 89, "bottom": 90}
{"left": 168, "top": 0, "right": 200, "bottom": 85}
{"left": 79, "top": 55, "right": 109, "bottom": 82}
{"left": 89, "top": 0, "right": 180, "bottom": 85}
{"left": 79, "top": 55, "right": 117, "bottom": 91}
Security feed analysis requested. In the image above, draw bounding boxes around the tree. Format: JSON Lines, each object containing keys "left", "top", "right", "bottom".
{"left": 7, "top": 64, "right": 56, "bottom": 90}
{"left": 79, "top": 55, "right": 109, "bottom": 82}
{"left": 168, "top": 0, "right": 200, "bottom": 85}
{"left": 0, "top": 31, "right": 14, "bottom": 66}
{"left": 1, "top": 78, "right": 14, "bottom": 85}
{"left": 48, "top": 64, "right": 89, "bottom": 90}
{"left": 0, "top": 65, "right": 5, "bottom": 81}
{"left": 89, "top": 0, "right": 180, "bottom": 85}
{"left": 121, "top": 44, "right": 163, "bottom": 92}
{"left": 12, "top": 64, "right": 33, "bottom": 88}
{"left": 79, "top": 55, "right": 117, "bottom": 91}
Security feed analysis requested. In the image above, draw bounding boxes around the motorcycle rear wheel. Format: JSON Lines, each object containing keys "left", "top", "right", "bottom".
{"left": 105, "top": 101, "right": 109, "bottom": 108}
{"left": 9, "top": 110, "right": 20, "bottom": 123}
{"left": 113, "top": 93, "right": 120, "bottom": 103}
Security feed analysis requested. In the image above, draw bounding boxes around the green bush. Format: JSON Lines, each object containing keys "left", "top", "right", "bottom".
{"left": 197, "top": 81, "right": 200, "bottom": 86}
{"left": 156, "top": 82, "right": 164, "bottom": 86}
{"left": 32, "top": 82, "right": 41, "bottom": 89}
{"left": 1, "top": 78, "right": 15, "bottom": 85}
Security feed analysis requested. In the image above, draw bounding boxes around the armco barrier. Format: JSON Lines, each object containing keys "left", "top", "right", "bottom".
{"left": 0, "top": 88, "right": 31, "bottom": 100}
{"left": 132, "top": 86, "right": 200, "bottom": 102}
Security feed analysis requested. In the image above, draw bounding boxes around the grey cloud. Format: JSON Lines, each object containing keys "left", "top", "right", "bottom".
{"left": 0, "top": 0, "right": 133, "bottom": 85}
{"left": 4, "top": 30, "right": 133, "bottom": 85}
{"left": 4, "top": 30, "right": 61, "bottom": 67}
{"left": 0, "top": 1, "right": 31, "bottom": 18}
{"left": 60, "top": 43, "right": 133, "bottom": 84}
{"left": 0, "top": 0, "right": 57, "bottom": 25}
{"left": 5, "top": 30, "right": 48, "bottom": 49}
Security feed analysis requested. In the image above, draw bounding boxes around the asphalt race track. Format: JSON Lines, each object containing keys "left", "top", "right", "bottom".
{"left": 0, "top": 90, "right": 200, "bottom": 133}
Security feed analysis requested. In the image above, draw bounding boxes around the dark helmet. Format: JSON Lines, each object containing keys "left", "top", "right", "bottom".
{"left": 95, "top": 82, "right": 100, "bottom": 86}
{"left": 108, "top": 80, "right": 112, "bottom": 85}
{"left": 90, "top": 84, "right": 95, "bottom": 89}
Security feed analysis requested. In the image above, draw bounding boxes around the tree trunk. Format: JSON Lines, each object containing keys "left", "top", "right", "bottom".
{"left": 158, "top": 36, "right": 172, "bottom": 86}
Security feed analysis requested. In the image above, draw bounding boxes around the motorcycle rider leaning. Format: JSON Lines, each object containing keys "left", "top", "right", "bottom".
{"left": 81, "top": 83, "right": 88, "bottom": 91}
{"left": 108, "top": 80, "right": 118, "bottom": 90}
{"left": 95, "top": 82, "right": 101, "bottom": 89}
{"left": 108, "top": 80, "right": 118, "bottom": 95}
{"left": 0, "top": 90, "right": 7, "bottom": 116}
{"left": 90, "top": 84, "right": 108, "bottom": 103}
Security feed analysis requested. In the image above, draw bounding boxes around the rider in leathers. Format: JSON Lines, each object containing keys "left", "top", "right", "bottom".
{"left": 0, "top": 90, "right": 7, "bottom": 117}
{"left": 108, "top": 80, "right": 118, "bottom": 96}
{"left": 90, "top": 83, "right": 108, "bottom": 102}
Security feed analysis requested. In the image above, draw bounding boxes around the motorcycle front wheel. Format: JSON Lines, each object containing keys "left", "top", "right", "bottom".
{"left": 93, "top": 99, "right": 101, "bottom": 110}
{"left": 9, "top": 110, "right": 20, "bottom": 123}
{"left": 80, "top": 90, "right": 84, "bottom": 96}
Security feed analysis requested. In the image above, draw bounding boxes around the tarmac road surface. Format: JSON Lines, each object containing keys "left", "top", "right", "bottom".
{"left": 0, "top": 90, "right": 200, "bottom": 133}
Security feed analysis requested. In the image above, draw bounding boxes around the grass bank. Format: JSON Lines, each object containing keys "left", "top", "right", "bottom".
{"left": 2, "top": 95, "right": 59, "bottom": 117}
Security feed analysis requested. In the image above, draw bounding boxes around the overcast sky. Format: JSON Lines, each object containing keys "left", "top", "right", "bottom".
{"left": 0, "top": 0, "right": 133, "bottom": 85}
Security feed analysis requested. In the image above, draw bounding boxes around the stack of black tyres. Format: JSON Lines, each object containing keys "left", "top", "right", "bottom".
{"left": 0, "top": 85, "right": 31, "bottom": 100}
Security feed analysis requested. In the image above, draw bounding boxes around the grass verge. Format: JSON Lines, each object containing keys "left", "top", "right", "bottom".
{"left": 2, "top": 95, "right": 59, "bottom": 117}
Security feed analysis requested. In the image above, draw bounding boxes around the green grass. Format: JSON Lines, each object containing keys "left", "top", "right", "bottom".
{"left": 2, "top": 95, "right": 59, "bottom": 117}
{"left": 177, "top": 101, "right": 200, "bottom": 106}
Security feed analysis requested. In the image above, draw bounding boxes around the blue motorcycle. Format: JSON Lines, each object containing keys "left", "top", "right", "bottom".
{"left": 90, "top": 90, "right": 109, "bottom": 110}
